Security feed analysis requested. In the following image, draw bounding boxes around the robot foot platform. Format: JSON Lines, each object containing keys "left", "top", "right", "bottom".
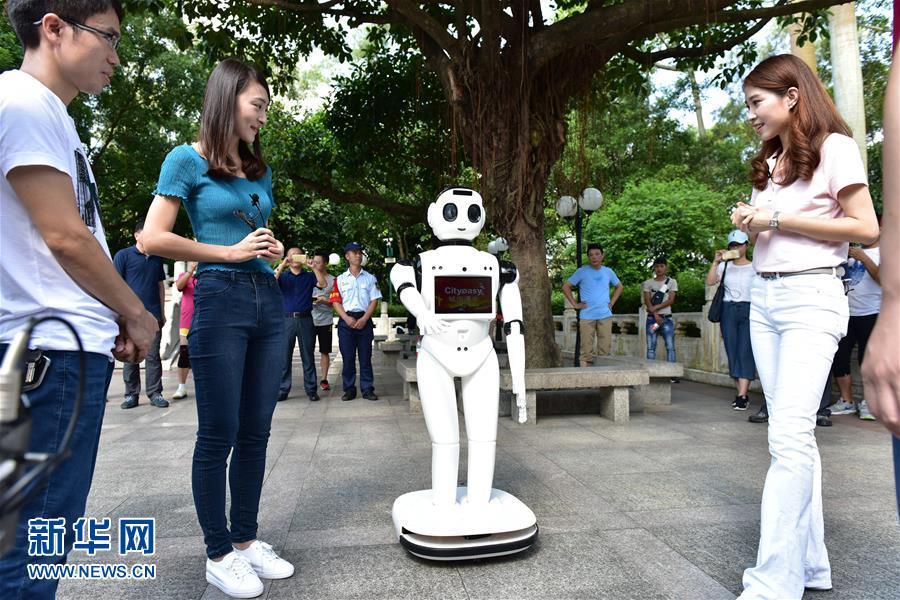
{"left": 392, "top": 487, "right": 538, "bottom": 561}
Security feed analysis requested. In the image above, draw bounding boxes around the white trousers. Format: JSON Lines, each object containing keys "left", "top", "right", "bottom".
{"left": 739, "top": 274, "right": 848, "bottom": 600}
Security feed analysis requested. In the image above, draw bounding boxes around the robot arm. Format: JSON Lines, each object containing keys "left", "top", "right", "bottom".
{"left": 390, "top": 260, "right": 448, "bottom": 335}
{"left": 498, "top": 261, "right": 527, "bottom": 424}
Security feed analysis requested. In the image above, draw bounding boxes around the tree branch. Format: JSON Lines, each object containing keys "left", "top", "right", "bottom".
{"left": 385, "top": 0, "right": 462, "bottom": 61}
{"left": 529, "top": 0, "right": 853, "bottom": 68}
{"left": 288, "top": 175, "right": 422, "bottom": 219}
{"left": 242, "top": 0, "right": 396, "bottom": 24}
{"left": 622, "top": 16, "right": 768, "bottom": 65}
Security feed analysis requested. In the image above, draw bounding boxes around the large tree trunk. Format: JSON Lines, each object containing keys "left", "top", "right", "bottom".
{"left": 788, "top": 0, "right": 818, "bottom": 74}
{"left": 829, "top": 2, "right": 867, "bottom": 169}
{"left": 446, "top": 49, "right": 596, "bottom": 368}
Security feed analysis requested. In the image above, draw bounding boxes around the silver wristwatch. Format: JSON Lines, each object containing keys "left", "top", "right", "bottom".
{"left": 768, "top": 210, "right": 780, "bottom": 230}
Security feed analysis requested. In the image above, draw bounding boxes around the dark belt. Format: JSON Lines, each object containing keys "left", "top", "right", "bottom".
{"left": 346, "top": 311, "right": 366, "bottom": 318}
{"left": 757, "top": 266, "right": 843, "bottom": 280}
{"left": 285, "top": 310, "right": 312, "bottom": 318}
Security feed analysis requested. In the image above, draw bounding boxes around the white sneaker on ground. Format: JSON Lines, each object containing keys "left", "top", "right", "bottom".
{"left": 233, "top": 540, "right": 295, "bottom": 579}
{"left": 826, "top": 398, "right": 855, "bottom": 415}
{"left": 206, "top": 552, "right": 264, "bottom": 598}
{"left": 858, "top": 400, "right": 876, "bottom": 421}
{"left": 173, "top": 386, "right": 188, "bottom": 400}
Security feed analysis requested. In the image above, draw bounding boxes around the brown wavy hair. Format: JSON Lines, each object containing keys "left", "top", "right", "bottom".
{"left": 198, "top": 59, "right": 269, "bottom": 180}
{"left": 744, "top": 54, "right": 852, "bottom": 191}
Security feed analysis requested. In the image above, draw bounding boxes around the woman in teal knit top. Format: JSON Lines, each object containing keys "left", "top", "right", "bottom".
{"left": 142, "top": 59, "right": 294, "bottom": 598}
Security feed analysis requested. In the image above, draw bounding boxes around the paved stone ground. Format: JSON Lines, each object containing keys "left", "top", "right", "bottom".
{"left": 57, "top": 351, "right": 899, "bottom": 600}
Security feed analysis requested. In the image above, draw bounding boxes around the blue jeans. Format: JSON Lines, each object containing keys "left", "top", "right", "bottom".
{"left": 0, "top": 347, "right": 112, "bottom": 600}
{"left": 646, "top": 314, "right": 676, "bottom": 362}
{"left": 720, "top": 301, "right": 756, "bottom": 380}
{"left": 337, "top": 315, "right": 375, "bottom": 394}
{"left": 188, "top": 271, "right": 283, "bottom": 559}
{"left": 279, "top": 314, "right": 317, "bottom": 397}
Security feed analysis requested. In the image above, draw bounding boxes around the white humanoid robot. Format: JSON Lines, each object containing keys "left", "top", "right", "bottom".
{"left": 389, "top": 187, "right": 537, "bottom": 560}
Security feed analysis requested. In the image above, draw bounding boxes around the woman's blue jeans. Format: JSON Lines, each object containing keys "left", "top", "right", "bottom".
{"left": 646, "top": 314, "right": 676, "bottom": 362}
{"left": 720, "top": 301, "right": 756, "bottom": 380}
{"left": 189, "top": 271, "right": 283, "bottom": 559}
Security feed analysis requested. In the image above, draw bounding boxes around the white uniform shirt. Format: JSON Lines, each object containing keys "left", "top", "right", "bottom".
{"left": 0, "top": 70, "right": 118, "bottom": 357}
{"left": 334, "top": 269, "right": 382, "bottom": 313}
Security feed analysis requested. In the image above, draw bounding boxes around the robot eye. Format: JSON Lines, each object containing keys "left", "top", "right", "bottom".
{"left": 467, "top": 204, "right": 482, "bottom": 223}
{"left": 443, "top": 203, "right": 458, "bottom": 221}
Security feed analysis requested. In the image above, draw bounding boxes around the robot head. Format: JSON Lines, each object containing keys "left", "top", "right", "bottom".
{"left": 427, "top": 187, "right": 485, "bottom": 241}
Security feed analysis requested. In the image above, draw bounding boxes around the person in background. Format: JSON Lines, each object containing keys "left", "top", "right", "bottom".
{"left": 706, "top": 230, "right": 756, "bottom": 410}
{"left": 732, "top": 54, "right": 878, "bottom": 599}
{"left": 114, "top": 219, "right": 168, "bottom": 409}
{"left": 172, "top": 260, "right": 197, "bottom": 400}
{"left": 275, "top": 247, "right": 326, "bottom": 402}
{"left": 562, "top": 243, "right": 623, "bottom": 366}
{"left": 331, "top": 241, "right": 382, "bottom": 401}
{"left": 824, "top": 237, "right": 881, "bottom": 420}
{"left": 642, "top": 256, "right": 679, "bottom": 382}
{"left": 311, "top": 250, "right": 335, "bottom": 391}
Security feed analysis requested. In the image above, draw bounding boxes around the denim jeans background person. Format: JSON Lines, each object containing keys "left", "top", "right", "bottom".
{"left": 642, "top": 256, "right": 678, "bottom": 375}
{"left": 706, "top": 230, "right": 757, "bottom": 410}
{"left": 732, "top": 54, "right": 879, "bottom": 599}
{"left": 274, "top": 247, "right": 326, "bottom": 402}
{"left": 142, "top": 58, "right": 294, "bottom": 598}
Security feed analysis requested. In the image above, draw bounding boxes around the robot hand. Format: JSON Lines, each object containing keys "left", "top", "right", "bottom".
{"left": 515, "top": 392, "right": 527, "bottom": 424}
{"left": 418, "top": 312, "right": 450, "bottom": 335}
{"left": 513, "top": 374, "right": 527, "bottom": 423}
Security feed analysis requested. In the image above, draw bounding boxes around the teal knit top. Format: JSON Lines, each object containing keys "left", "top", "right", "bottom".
{"left": 154, "top": 144, "right": 276, "bottom": 274}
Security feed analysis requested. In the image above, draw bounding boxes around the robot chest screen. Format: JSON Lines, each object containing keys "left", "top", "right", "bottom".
{"left": 433, "top": 275, "right": 493, "bottom": 315}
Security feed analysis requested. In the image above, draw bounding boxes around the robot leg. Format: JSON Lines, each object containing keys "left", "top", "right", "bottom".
{"left": 417, "top": 349, "right": 460, "bottom": 506}
{"left": 461, "top": 351, "right": 500, "bottom": 505}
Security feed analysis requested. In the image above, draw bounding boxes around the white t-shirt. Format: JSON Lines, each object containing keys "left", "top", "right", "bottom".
{"left": 641, "top": 276, "right": 678, "bottom": 315}
{"left": 716, "top": 261, "right": 755, "bottom": 302}
{"left": 750, "top": 133, "right": 868, "bottom": 273}
{"left": 846, "top": 247, "right": 881, "bottom": 316}
{"left": 0, "top": 70, "right": 118, "bottom": 357}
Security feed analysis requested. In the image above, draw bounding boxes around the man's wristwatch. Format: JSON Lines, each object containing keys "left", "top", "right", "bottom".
{"left": 768, "top": 210, "right": 781, "bottom": 230}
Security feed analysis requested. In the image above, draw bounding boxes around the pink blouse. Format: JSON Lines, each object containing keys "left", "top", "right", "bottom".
{"left": 750, "top": 133, "right": 867, "bottom": 273}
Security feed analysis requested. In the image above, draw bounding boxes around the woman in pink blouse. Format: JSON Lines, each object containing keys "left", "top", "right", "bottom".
{"left": 731, "top": 55, "right": 879, "bottom": 600}
{"left": 173, "top": 261, "right": 197, "bottom": 400}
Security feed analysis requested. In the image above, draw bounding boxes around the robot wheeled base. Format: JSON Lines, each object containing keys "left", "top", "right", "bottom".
{"left": 392, "top": 487, "right": 538, "bottom": 560}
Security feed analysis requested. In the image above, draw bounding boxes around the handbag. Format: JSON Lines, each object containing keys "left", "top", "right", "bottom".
{"left": 707, "top": 261, "right": 728, "bottom": 323}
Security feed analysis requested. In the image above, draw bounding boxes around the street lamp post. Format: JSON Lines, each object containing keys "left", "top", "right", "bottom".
{"left": 384, "top": 237, "right": 395, "bottom": 305}
{"left": 556, "top": 187, "right": 603, "bottom": 367}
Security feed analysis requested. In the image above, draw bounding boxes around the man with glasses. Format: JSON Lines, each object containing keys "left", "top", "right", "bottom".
{"left": 1, "top": 2, "right": 157, "bottom": 598}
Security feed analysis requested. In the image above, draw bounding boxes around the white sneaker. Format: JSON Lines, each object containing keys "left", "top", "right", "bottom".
{"left": 233, "top": 540, "right": 294, "bottom": 579}
{"left": 206, "top": 552, "right": 264, "bottom": 598}
{"left": 826, "top": 398, "right": 855, "bottom": 415}
{"left": 858, "top": 400, "right": 876, "bottom": 421}
{"left": 172, "top": 386, "right": 188, "bottom": 400}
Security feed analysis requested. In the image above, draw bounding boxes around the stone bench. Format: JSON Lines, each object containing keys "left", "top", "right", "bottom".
{"left": 380, "top": 340, "right": 412, "bottom": 369}
{"left": 593, "top": 356, "right": 684, "bottom": 409}
{"left": 499, "top": 366, "right": 648, "bottom": 425}
{"left": 396, "top": 358, "right": 421, "bottom": 413}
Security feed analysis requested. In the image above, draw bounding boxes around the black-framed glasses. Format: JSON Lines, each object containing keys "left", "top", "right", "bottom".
{"left": 727, "top": 242, "right": 744, "bottom": 249}
{"left": 33, "top": 16, "right": 120, "bottom": 50}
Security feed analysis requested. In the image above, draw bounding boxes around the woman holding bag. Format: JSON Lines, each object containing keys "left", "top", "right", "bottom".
{"left": 706, "top": 230, "right": 756, "bottom": 410}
